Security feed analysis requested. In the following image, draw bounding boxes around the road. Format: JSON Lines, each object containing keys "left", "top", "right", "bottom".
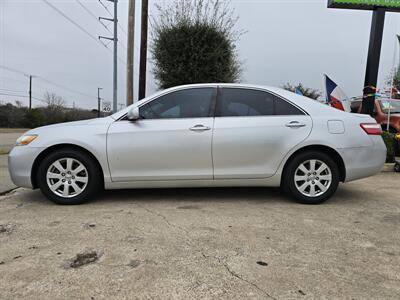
{"left": 0, "top": 173, "right": 399, "bottom": 299}
{"left": 0, "top": 129, "right": 26, "bottom": 154}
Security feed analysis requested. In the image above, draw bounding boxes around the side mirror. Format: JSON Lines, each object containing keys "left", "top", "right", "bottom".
{"left": 127, "top": 107, "right": 140, "bottom": 121}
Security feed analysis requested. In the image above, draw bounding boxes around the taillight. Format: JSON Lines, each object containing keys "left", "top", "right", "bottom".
{"left": 360, "top": 123, "right": 382, "bottom": 135}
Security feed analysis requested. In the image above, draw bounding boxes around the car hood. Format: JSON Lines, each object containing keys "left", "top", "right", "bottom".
{"left": 30, "top": 117, "right": 111, "bottom": 130}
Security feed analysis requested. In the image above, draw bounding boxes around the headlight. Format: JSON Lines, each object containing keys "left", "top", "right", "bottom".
{"left": 16, "top": 135, "right": 38, "bottom": 146}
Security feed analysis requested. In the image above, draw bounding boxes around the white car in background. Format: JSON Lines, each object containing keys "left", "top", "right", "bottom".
{"left": 8, "top": 84, "right": 386, "bottom": 205}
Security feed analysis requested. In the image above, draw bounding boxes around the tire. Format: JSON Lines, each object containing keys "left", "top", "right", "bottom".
{"left": 283, "top": 151, "right": 340, "bottom": 204}
{"left": 395, "top": 162, "right": 400, "bottom": 173}
{"left": 37, "top": 148, "right": 102, "bottom": 205}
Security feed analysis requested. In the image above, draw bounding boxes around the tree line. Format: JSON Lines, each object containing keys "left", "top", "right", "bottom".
{"left": 0, "top": 92, "right": 100, "bottom": 128}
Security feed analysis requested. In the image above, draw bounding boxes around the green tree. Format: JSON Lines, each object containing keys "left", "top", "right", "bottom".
{"left": 151, "top": 0, "right": 242, "bottom": 89}
{"left": 24, "top": 109, "right": 45, "bottom": 128}
{"left": 282, "top": 82, "right": 322, "bottom": 100}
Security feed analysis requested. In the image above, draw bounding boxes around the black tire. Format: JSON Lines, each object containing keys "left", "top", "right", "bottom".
{"left": 283, "top": 151, "right": 340, "bottom": 204}
{"left": 395, "top": 162, "right": 400, "bottom": 173}
{"left": 37, "top": 148, "right": 102, "bottom": 205}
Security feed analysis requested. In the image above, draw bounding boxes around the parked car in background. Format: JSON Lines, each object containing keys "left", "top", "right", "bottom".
{"left": 351, "top": 98, "right": 400, "bottom": 154}
{"left": 8, "top": 84, "right": 386, "bottom": 205}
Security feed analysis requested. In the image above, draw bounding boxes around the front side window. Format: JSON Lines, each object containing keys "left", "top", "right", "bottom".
{"left": 216, "top": 88, "right": 304, "bottom": 117}
{"left": 139, "top": 88, "right": 215, "bottom": 119}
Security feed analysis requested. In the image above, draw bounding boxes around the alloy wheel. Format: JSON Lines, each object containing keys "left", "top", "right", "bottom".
{"left": 294, "top": 159, "right": 332, "bottom": 198}
{"left": 46, "top": 158, "right": 89, "bottom": 198}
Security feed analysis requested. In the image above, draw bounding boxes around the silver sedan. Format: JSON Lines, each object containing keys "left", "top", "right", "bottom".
{"left": 8, "top": 84, "right": 386, "bottom": 205}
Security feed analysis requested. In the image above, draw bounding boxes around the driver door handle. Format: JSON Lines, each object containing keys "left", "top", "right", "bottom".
{"left": 285, "top": 121, "right": 306, "bottom": 128}
{"left": 189, "top": 124, "right": 211, "bottom": 132}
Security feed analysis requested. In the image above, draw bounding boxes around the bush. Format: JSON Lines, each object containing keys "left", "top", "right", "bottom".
{"left": 382, "top": 131, "right": 396, "bottom": 163}
{"left": 151, "top": 0, "right": 242, "bottom": 89}
{"left": 282, "top": 82, "right": 322, "bottom": 100}
{"left": 0, "top": 103, "right": 98, "bottom": 129}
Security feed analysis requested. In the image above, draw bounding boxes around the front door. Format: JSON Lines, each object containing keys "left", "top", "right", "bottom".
{"left": 107, "top": 87, "right": 216, "bottom": 181}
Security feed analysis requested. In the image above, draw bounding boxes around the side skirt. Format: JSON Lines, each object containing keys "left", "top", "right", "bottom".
{"left": 104, "top": 174, "right": 282, "bottom": 190}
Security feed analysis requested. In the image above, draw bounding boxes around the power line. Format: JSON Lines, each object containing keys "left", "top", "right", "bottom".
{"left": 42, "top": 0, "right": 104, "bottom": 47}
{"left": 0, "top": 75, "right": 28, "bottom": 85}
{"left": 0, "top": 64, "right": 98, "bottom": 100}
{"left": 97, "top": 0, "right": 130, "bottom": 53}
{"left": 41, "top": 1, "right": 126, "bottom": 65}
{"left": 99, "top": 0, "right": 112, "bottom": 16}
{"left": 0, "top": 92, "right": 46, "bottom": 103}
{"left": 0, "top": 88, "right": 26, "bottom": 93}
{"left": 75, "top": 0, "right": 113, "bottom": 35}
{"left": 0, "top": 65, "right": 28, "bottom": 76}
{"left": 36, "top": 77, "right": 97, "bottom": 99}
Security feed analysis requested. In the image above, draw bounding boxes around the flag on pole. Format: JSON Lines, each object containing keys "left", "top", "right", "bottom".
{"left": 324, "top": 75, "right": 351, "bottom": 112}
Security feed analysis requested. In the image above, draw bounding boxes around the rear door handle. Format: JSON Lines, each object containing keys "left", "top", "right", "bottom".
{"left": 285, "top": 121, "right": 306, "bottom": 128}
{"left": 189, "top": 124, "right": 211, "bottom": 132}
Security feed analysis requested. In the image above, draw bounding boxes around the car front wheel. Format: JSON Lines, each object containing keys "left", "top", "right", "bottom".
{"left": 283, "top": 151, "right": 340, "bottom": 204}
{"left": 37, "top": 148, "right": 101, "bottom": 205}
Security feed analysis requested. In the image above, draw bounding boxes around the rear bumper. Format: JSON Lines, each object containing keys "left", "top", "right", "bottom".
{"left": 8, "top": 146, "right": 44, "bottom": 189}
{"left": 338, "top": 137, "right": 386, "bottom": 182}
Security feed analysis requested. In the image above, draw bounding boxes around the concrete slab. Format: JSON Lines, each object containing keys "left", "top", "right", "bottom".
{"left": 0, "top": 173, "right": 399, "bottom": 299}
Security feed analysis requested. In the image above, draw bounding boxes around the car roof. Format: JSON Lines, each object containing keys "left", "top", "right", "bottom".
{"left": 111, "top": 83, "right": 350, "bottom": 120}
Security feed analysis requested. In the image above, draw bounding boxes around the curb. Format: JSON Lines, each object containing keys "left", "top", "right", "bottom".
{"left": 382, "top": 163, "right": 395, "bottom": 172}
{"left": 0, "top": 188, "right": 18, "bottom": 197}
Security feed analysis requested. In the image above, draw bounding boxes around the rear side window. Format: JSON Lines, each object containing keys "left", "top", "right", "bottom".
{"left": 216, "top": 88, "right": 304, "bottom": 117}
{"left": 275, "top": 98, "right": 304, "bottom": 115}
{"left": 217, "top": 89, "right": 274, "bottom": 117}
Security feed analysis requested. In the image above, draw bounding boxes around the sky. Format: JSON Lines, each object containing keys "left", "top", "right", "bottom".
{"left": 0, "top": 0, "right": 400, "bottom": 110}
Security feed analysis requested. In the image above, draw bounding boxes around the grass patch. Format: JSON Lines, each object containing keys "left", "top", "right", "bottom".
{"left": 0, "top": 128, "right": 29, "bottom": 134}
{"left": 0, "top": 149, "right": 10, "bottom": 155}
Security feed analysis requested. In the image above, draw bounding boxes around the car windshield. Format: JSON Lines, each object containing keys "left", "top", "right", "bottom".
{"left": 379, "top": 99, "right": 400, "bottom": 114}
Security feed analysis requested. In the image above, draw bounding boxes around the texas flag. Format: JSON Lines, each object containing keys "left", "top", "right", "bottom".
{"left": 324, "top": 75, "right": 351, "bottom": 112}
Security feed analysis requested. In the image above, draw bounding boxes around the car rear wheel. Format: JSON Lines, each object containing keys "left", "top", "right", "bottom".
{"left": 37, "top": 148, "right": 102, "bottom": 205}
{"left": 283, "top": 151, "right": 340, "bottom": 204}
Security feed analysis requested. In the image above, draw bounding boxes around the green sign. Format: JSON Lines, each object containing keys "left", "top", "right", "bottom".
{"left": 329, "top": 0, "right": 400, "bottom": 9}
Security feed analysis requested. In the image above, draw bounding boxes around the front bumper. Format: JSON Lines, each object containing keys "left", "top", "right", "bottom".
{"left": 8, "top": 146, "right": 45, "bottom": 189}
{"left": 338, "top": 136, "right": 386, "bottom": 182}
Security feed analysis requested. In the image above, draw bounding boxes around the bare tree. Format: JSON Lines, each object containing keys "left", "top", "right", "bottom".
{"left": 44, "top": 92, "right": 66, "bottom": 109}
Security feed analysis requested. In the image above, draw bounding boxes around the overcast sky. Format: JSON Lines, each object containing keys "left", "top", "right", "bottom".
{"left": 0, "top": 0, "right": 400, "bottom": 110}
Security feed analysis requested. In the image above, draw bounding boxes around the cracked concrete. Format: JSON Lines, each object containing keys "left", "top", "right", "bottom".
{"left": 0, "top": 172, "right": 399, "bottom": 299}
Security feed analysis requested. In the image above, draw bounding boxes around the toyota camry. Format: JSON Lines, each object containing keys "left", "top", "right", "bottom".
{"left": 8, "top": 84, "right": 386, "bottom": 205}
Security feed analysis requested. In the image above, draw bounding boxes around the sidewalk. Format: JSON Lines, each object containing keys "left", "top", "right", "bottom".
{"left": 0, "top": 155, "right": 15, "bottom": 194}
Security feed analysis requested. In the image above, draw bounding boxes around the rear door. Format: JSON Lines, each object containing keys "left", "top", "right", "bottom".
{"left": 212, "top": 87, "right": 312, "bottom": 179}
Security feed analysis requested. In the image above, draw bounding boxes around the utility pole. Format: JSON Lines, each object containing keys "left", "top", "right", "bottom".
{"left": 98, "top": 87, "right": 103, "bottom": 118}
{"left": 29, "top": 75, "right": 32, "bottom": 110}
{"left": 99, "top": 0, "right": 118, "bottom": 113}
{"left": 361, "top": 8, "right": 386, "bottom": 115}
{"left": 127, "top": 0, "right": 136, "bottom": 105}
{"left": 138, "top": 0, "right": 149, "bottom": 100}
